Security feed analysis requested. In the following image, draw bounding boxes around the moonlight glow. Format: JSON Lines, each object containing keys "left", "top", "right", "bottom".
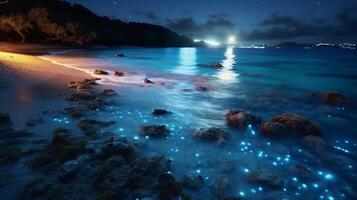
{"left": 227, "top": 36, "right": 236, "bottom": 45}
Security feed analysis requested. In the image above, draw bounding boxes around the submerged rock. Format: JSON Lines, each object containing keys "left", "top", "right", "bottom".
{"left": 180, "top": 173, "right": 205, "bottom": 190}
{"left": 301, "top": 135, "right": 329, "bottom": 153}
{"left": 0, "top": 128, "right": 33, "bottom": 139}
{"left": 94, "top": 69, "right": 109, "bottom": 75}
{"left": 248, "top": 168, "right": 283, "bottom": 189}
{"left": 295, "top": 164, "right": 313, "bottom": 181}
{"left": 116, "top": 53, "right": 125, "bottom": 57}
{"left": 26, "top": 118, "right": 44, "bottom": 127}
{"left": 0, "top": 113, "right": 11, "bottom": 127}
{"left": 52, "top": 128, "right": 71, "bottom": 146}
{"left": 65, "top": 92, "right": 97, "bottom": 102}
{"left": 139, "top": 125, "right": 170, "bottom": 138}
{"left": 199, "top": 63, "right": 224, "bottom": 68}
{"left": 114, "top": 70, "right": 125, "bottom": 76}
{"left": 0, "top": 146, "right": 22, "bottom": 164}
{"left": 78, "top": 119, "right": 115, "bottom": 136}
{"left": 211, "top": 175, "right": 232, "bottom": 197}
{"left": 64, "top": 107, "right": 87, "bottom": 118}
{"left": 321, "top": 91, "right": 349, "bottom": 104}
{"left": 260, "top": 122, "right": 289, "bottom": 139}
{"left": 270, "top": 113, "right": 321, "bottom": 136}
{"left": 144, "top": 78, "right": 155, "bottom": 84}
{"left": 87, "top": 97, "right": 106, "bottom": 110}
{"left": 101, "top": 89, "right": 116, "bottom": 96}
{"left": 192, "top": 127, "right": 229, "bottom": 143}
{"left": 58, "top": 160, "right": 79, "bottom": 182}
{"left": 152, "top": 109, "right": 172, "bottom": 116}
{"left": 225, "top": 109, "right": 261, "bottom": 129}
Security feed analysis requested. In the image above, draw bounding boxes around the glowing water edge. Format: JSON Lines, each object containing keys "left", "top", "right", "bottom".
{"left": 7, "top": 47, "right": 357, "bottom": 199}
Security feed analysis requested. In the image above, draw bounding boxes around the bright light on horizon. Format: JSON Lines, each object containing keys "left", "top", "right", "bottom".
{"left": 194, "top": 39, "right": 221, "bottom": 46}
{"left": 227, "top": 35, "right": 237, "bottom": 45}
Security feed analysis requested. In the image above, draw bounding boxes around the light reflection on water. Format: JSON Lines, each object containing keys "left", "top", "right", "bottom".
{"left": 173, "top": 47, "right": 197, "bottom": 75}
{"left": 216, "top": 47, "right": 239, "bottom": 83}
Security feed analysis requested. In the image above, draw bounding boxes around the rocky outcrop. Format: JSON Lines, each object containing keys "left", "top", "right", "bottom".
{"left": 152, "top": 109, "right": 172, "bottom": 116}
{"left": 225, "top": 109, "right": 261, "bottom": 129}
{"left": 139, "top": 125, "right": 170, "bottom": 138}
{"left": 78, "top": 119, "right": 115, "bottom": 136}
{"left": 321, "top": 91, "right": 350, "bottom": 104}
{"left": 199, "top": 63, "right": 224, "bottom": 68}
{"left": 94, "top": 70, "right": 109, "bottom": 75}
{"left": 0, "top": 113, "right": 11, "bottom": 127}
{"left": 144, "top": 78, "right": 155, "bottom": 84}
{"left": 192, "top": 127, "right": 229, "bottom": 143}
{"left": 248, "top": 168, "right": 283, "bottom": 189}
{"left": 260, "top": 113, "right": 321, "bottom": 139}
{"left": 114, "top": 71, "right": 125, "bottom": 76}
{"left": 65, "top": 92, "right": 97, "bottom": 102}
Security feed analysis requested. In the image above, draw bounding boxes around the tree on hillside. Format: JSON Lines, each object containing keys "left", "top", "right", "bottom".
{"left": 0, "top": 14, "right": 31, "bottom": 42}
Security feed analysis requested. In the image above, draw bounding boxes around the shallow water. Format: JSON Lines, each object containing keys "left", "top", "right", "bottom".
{"left": 2, "top": 47, "right": 357, "bottom": 199}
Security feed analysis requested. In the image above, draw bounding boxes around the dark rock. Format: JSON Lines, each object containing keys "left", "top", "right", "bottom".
{"left": 65, "top": 92, "right": 97, "bottom": 102}
{"left": 94, "top": 69, "right": 109, "bottom": 75}
{"left": 211, "top": 175, "right": 232, "bottom": 197}
{"left": 116, "top": 53, "right": 125, "bottom": 57}
{"left": 180, "top": 173, "right": 204, "bottom": 190}
{"left": 64, "top": 107, "right": 86, "bottom": 118}
{"left": 152, "top": 109, "right": 172, "bottom": 116}
{"left": 260, "top": 122, "right": 289, "bottom": 139}
{"left": 144, "top": 78, "right": 154, "bottom": 84}
{"left": 295, "top": 164, "right": 313, "bottom": 181}
{"left": 78, "top": 119, "right": 115, "bottom": 136}
{"left": 19, "top": 178, "right": 50, "bottom": 198}
{"left": 0, "top": 146, "right": 22, "bottom": 164}
{"left": 26, "top": 118, "right": 44, "bottom": 127}
{"left": 101, "top": 89, "right": 116, "bottom": 96}
{"left": 157, "top": 172, "right": 182, "bottom": 200}
{"left": 321, "top": 91, "right": 349, "bottom": 104}
{"left": 0, "top": 128, "right": 33, "bottom": 139}
{"left": 301, "top": 135, "right": 329, "bottom": 153}
{"left": 67, "top": 78, "right": 99, "bottom": 90}
{"left": 139, "top": 125, "right": 170, "bottom": 138}
{"left": 248, "top": 168, "right": 282, "bottom": 189}
{"left": 97, "top": 141, "right": 135, "bottom": 160}
{"left": 0, "top": 113, "right": 11, "bottom": 127}
{"left": 271, "top": 113, "right": 321, "bottom": 136}
{"left": 192, "top": 127, "right": 229, "bottom": 143}
{"left": 196, "top": 86, "right": 208, "bottom": 91}
{"left": 52, "top": 128, "right": 71, "bottom": 146}
{"left": 199, "top": 63, "right": 224, "bottom": 68}
{"left": 226, "top": 109, "right": 261, "bottom": 129}
{"left": 114, "top": 71, "right": 125, "bottom": 76}
{"left": 58, "top": 160, "right": 79, "bottom": 182}
{"left": 87, "top": 98, "right": 106, "bottom": 110}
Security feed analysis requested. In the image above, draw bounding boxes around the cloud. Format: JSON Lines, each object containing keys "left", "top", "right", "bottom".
{"left": 133, "top": 10, "right": 160, "bottom": 20}
{"left": 166, "top": 14, "right": 236, "bottom": 40}
{"left": 240, "top": 5, "right": 357, "bottom": 42}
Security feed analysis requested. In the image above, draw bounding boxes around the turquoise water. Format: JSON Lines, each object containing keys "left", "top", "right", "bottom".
{"left": 41, "top": 48, "right": 357, "bottom": 199}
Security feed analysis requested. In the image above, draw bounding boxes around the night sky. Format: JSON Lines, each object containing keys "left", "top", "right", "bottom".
{"left": 67, "top": 0, "right": 357, "bottom": 44}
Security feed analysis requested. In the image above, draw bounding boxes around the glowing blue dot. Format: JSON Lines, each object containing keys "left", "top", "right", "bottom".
{"left": 180, "top": 136, "right": 185, "bottom": 140}
{"left": 283, "top": 188, "right": 287, "bottom": 191}
{"left": 318, "top": 171, "right": 323, "bottom": 175}
{"left": 243, "top": 168, "right": 249, "bottom": 173}
{"left": 313, "top": 183, "right": 319, "bottom": 188}
{"left": 273, "top": 162, "right": 277, "bottom": 166}
{"left": 239, "top": 192, "right": 245, "bottom": 196}
{"left": 324, "top": 174, "right": 333, "bottom": 180}
{"left": 292, "top": 177, "right": 298, "bottom": 181}
{"left": 301, "top": 183, "right": 307, "bottom": 188}
{"left": 195, "top": 153, "right": 200, "bottom": 157}
{"left": 258, "top": 187, "right": 263, "bottom": 191}
{"left": 328, "top": 196, "right": 334, "bottom": 200}
{"left": 119, "top": 128, "right": 124, "bottom": 132}
{"left": 250, "top": 188, "right": 256, "bottom": 193}
{"left": 267, "top": 142, "right": 271, "bottom": 146}
{"left": 134, "top": 136, "right": 139, "bottom": 140}
{"left": 248, "top": 124, "right": 252, "bottom": 128}
{"left": 196, "top": 169, "right": 201, "bottom": 173}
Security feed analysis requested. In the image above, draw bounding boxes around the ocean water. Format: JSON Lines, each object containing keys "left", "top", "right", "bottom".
{"left": 10, "top": 47, "right": 357, "bottom": 199}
